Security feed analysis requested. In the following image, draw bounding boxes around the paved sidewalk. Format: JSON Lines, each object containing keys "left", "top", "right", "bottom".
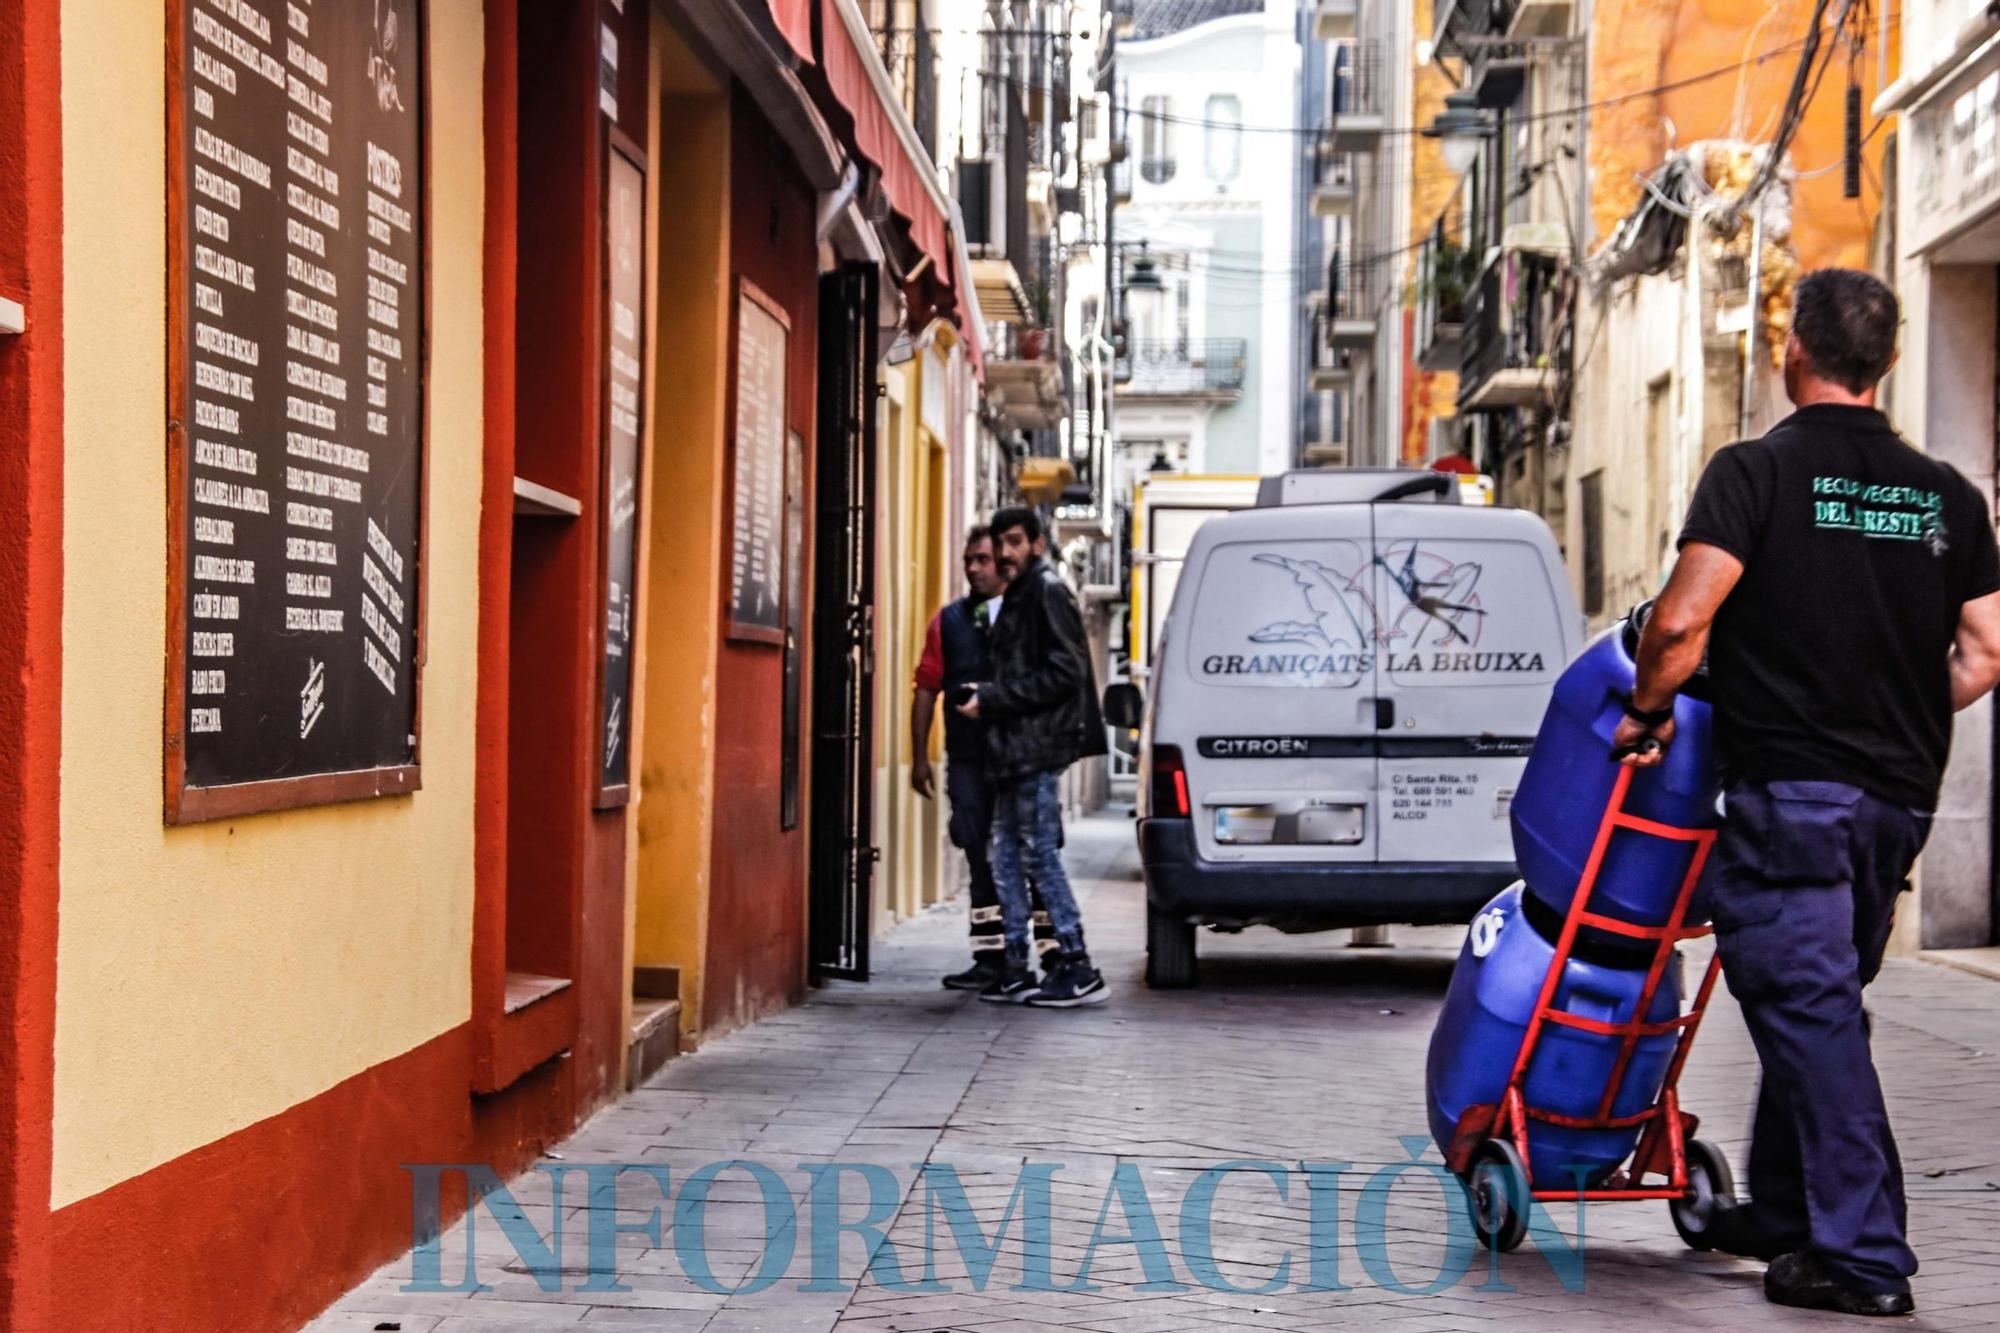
{"left": 315, "top": 811, "right": 2000, "bottom": 1332}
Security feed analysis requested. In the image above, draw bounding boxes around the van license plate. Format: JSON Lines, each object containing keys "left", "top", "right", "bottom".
{"left": 1297, "top": 804, "right": 1365, "bottom": 844}
{"left": 1214, "top": 807, "right": 1278, "bottom": 845}
{"left": 1214, "top": 804, "right": 1364, "bottom": 845}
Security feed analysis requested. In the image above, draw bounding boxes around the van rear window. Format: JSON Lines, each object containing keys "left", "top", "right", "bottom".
{"left": 1183, "top": 536, "right": 1563, "bottom": 689}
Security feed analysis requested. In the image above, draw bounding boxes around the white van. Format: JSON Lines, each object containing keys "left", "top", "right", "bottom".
{"left": 1102, "top": 470, "right": 1585, "bottom": 987}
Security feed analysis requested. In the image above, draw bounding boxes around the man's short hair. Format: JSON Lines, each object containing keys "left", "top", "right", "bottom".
{"left": 1793, "top": 268, "right": 1899, "bottom": 395}
{"left": 989, "top": 506, "right": 1043, "bottom": 544}
{"left": 964, "top": 524, "right": 991, "bottom": 549}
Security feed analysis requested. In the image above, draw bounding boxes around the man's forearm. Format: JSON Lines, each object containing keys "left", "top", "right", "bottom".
{"left": 912, "top": 687, "right": 938, "bottom": 754}
{"left": 1633, "top": 616, "right": 1708, "bottom": 713}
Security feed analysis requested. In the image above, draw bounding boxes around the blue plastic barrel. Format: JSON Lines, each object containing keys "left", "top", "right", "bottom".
{"left": 1512, "top": 608, "right": 1719, "bottom": 929}
{"left": 1426, "top": 884, "right": 1683, "bottom": 1188}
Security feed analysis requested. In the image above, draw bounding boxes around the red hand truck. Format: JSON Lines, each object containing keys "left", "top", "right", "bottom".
{"left": 1444, "top": 764, "right": 1739, "bottom": 1252}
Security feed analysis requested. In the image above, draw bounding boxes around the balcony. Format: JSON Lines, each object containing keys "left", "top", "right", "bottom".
{"left": 1313, "top": 0, "right": 1358, "bottom": 39}
{"left": 1308, "top": 317, "right": 1356, "bottom": 391}
{"left": 1508, "top": 0, "right": 1573, "bottom": 38}
{"left": 1414, "top": 221, "right": 1474, "bottom": 373}
{"left": 1310, "top": 146, "right": 1356, "bottom": 217}
{"left": 1327, "top": 41, "right": 1386, "bottom": 150}
{"left": 988, "top": 329, "right": 1068, "bottom": 430}
{"left": 1326, "top": 256, "right": 1378, "bottom": 348}
{"left": 875, "top": 26, "right": 939, "bottom": 164}
{"left": 1114, "top": 339, "right": 1247, "bottom": 401}
{"left": 1470, "top": 42, "right": 1529, "bottom": 107}
{"left": 1433, "top": 0, "right": 1514, "bottom": 60}
{"left": 1457, "top": 249, "right": 1562, "bottom": 412}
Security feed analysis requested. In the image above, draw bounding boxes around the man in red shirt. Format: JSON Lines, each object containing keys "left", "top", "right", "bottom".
{"left": 913, "top": 528, "right": 1053, "bottom": 988}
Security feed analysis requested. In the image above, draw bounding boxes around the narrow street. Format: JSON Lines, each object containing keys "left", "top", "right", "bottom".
{"left": 316, "top": 814, "right": 2000, "bottom": 1332}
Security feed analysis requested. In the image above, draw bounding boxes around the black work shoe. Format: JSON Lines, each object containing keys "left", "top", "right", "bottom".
{"left": 1705, "top": 1201, "right": 1803, "bottom": 1262}
{"left": 943, "top": 958, "right": 1003, "bottom": 991}
{"left": 1764, "top": 1252, "right": 1915, "bottom": 1317}
{"left": 978, "top": 967, "right": 1040, "bottom": 1004}
{"left": 1025, "top": 953, "right": 1109, "bottom": 1007}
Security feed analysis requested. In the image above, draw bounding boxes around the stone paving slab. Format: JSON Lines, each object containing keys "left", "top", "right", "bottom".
{"left": 314, "top": 811, "right": 2000, "bottom": 1331}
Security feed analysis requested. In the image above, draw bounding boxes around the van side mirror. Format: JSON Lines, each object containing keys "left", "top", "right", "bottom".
{"left": 1102, "top": 682, "right": 1144, "bottom": 730}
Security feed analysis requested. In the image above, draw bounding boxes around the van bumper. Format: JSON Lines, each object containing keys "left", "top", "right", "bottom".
{"left": 1138, "top": 817, "right": 1515, "bottom": 929}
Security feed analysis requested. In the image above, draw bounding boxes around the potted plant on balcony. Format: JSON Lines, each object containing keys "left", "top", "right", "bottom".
{"left": 1416, "top": 238, "right": 1478, "bottom": 329}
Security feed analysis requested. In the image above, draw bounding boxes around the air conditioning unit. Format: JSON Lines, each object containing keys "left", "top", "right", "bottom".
{"left": 1302, "top": 441, "right": 1349, "bottom": 467}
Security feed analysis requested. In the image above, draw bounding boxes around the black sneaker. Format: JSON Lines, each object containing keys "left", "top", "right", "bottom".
{"left": 1764, "top": 1252, "right": 1915, "bottom": 1317}
{"left": 1025, "top": 954, "right": 1109, "bottom": 1007}
{"left": 978, "top": 967, "right": 1040, "bottom": 1004}
{"left": 943, "top": 958, "right": 1003, "bottom": 991}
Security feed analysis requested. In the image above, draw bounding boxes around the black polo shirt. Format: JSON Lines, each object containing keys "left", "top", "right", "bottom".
{"left": 1678, "top": 404, "right": 2000, "bottom": 809}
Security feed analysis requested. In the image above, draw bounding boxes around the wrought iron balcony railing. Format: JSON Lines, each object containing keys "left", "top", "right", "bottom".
{"left": 1415, "top": 218, "right": 1474, "bottom": 372}
{"left": 1329, "top": 40, "right": 1387, "bottom": 121}
{"left": 1114, "top": 339, "right": 1248, "bottom": 396}
{"left": 1457, "top": 248, "right": 1564, "bottom": 412}
{"left": 876, "top": 27, "right": 939, "bottom": 165}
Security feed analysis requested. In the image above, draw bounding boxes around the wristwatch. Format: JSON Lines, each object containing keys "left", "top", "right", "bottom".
{"left": 1621, "top": 694, "right": 1675, "bottom": 728}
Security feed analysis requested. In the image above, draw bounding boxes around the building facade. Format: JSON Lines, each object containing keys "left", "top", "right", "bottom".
{"left": 1112, "top": 0, "right": 1296, "bottom": 477}
{"left": 0, "top": 0, "right": 984, "bottom": 1326}
{"left": 1880, "top": 0, "right": 2000, "bottom": 951}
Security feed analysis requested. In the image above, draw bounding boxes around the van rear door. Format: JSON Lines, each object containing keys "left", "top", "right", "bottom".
{"left": 1168, "top": 505, "right": 1379, "bottom": 865}
{"left": 1367, "top": 504, "right": 1579, "bottom": 864}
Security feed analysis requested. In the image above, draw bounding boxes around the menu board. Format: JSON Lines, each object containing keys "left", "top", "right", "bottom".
{"left": 167, "top": 0, "right": 426, "bottom": 820}
{"left": 729, "top": 284, "right": 789, "bottom": 643}
{"left": 596, "top": 147, "right": 645, "bottom": 805}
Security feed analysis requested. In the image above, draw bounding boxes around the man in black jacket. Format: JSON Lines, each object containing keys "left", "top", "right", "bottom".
{"left": 957, "top": 507, "right": 1109, "bottom": 1007}
{"left": 911, "top": 527, "right": 1057, "bottom": 989}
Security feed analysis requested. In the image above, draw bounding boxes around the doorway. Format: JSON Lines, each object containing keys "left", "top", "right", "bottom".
{"left": 807, "top": 262, "right": 880, "bottom": 980}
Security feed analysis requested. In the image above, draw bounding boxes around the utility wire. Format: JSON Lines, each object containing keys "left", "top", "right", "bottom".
{"left": 968, "top": 29, "right": 1824, "bottom": 140}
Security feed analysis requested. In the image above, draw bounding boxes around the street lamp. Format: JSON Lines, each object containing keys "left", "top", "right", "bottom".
{"left": 1424, "top": 91, "right": 1492, "bottom": 178}
{"left": 1121, "top": 241, "right": 1166, "bottom": 343}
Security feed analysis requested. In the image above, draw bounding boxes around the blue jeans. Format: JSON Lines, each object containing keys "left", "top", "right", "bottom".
{"left": 989, "top": 769, "right": 1085, "bottom": 956}
{"left": 1699, "top": 779, "right": 1931, "bottom": 1294}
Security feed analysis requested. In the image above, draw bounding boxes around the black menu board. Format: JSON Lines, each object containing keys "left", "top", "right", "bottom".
{"left": 729, "top": 283, "right": 788, "bottom": 644}
{"left": 596, "top": 147, "right": 645, "bottom": 806}
{"left": 166, "top": 0, "right": 426, "bottom": 821}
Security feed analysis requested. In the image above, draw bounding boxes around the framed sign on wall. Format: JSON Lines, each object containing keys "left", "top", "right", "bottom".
{"left": 728, "top": 280, "right": 789, "bottom": 645}
{"left": 595, "top": 140, "right": 646, "bottom": 807}
{"left": 164, "top": 0, "right": 428, "bottom": 823}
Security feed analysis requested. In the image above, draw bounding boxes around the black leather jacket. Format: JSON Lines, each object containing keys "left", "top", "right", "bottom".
{"left": 981, "top": 558, "right": 1107, "bottom": 780}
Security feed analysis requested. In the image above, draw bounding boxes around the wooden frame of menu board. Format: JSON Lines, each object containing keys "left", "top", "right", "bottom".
{"left": 162, "top": 0, "right": 433, "bottom": 824}
{"left": 593, "top": 129, "right": 648, "bottom": 809}
{"left": 726, "top": 279, "right": 790, "bottom": 646}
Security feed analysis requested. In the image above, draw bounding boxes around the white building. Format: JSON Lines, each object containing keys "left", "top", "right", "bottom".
{"left": 1112, "top": 0, "right": 1302, "bottom": 478}
{"left": 1878, "top": 0, "right": 2000, "bottom": 951}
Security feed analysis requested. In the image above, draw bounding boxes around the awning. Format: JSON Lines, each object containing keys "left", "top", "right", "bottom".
{"left": 766, "top": 0, "right": 813, "bottom": 63}
{"left": 802, "top": 0, "right": 962, "bottom": 334}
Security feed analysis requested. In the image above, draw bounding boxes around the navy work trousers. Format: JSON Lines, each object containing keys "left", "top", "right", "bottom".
{"left": 1700, "top": 779, "right": 1931, "bottom": 1294}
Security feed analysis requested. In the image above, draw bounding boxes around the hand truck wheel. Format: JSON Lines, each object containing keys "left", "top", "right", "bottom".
{"left": 1465, "top": 1139, "right": 1530, "bottom": 1253}
{"left": 1669, "top": 1138, "right": 1737, "bottom": 1251}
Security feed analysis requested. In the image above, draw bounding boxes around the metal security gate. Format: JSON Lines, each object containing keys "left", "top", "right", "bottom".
{"left": 807, "top": 262, "right": 879, "bottom": 980}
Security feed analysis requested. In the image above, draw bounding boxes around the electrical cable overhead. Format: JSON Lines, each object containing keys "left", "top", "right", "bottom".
{"left": 968, "top": 29, "right": 1827, "bottom": 140}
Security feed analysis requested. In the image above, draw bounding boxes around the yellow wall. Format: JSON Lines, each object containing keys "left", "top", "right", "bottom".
{"left": 870, "top": 345, "right": 953, "bottom": 928}
{"left": 54, "top": 0, "right": 485, "bottom": 1207}
{"left": 631, "top": 24, "right": 731, "bottom": 1043}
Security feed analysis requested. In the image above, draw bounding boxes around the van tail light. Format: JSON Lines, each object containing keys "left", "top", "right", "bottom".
{"left": 1151, "top": 744, "right": 1191, "bottom": 818}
